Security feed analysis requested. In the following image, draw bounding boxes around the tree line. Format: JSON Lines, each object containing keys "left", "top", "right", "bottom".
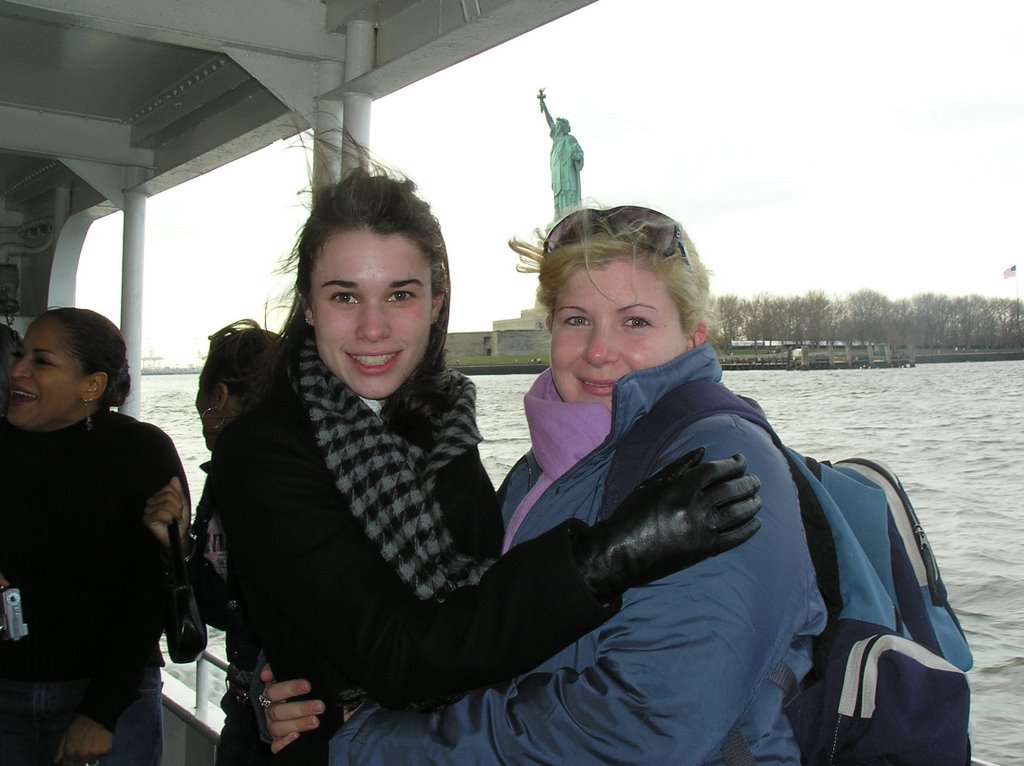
{"left": 711, "top": 290, "right": 1023, "bottom": 350}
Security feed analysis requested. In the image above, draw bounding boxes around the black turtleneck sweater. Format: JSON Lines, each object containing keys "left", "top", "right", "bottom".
{"left": 0, "top": 410, "right": 187, "bottom": 731}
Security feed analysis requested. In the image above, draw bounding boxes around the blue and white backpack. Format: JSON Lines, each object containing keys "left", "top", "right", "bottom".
{"left": 602, "top": 378, "right": 973, "bottom": 766}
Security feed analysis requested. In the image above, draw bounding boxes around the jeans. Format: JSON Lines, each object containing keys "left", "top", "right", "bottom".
{"left": 215, "top": 690, "right": 274, "bottom": 766}
{"left": 0, "top": 668, "right": 162, "bottom": 766}
{"left": 101, "top": 667, "right": 163, "bottom": 766}
{"left": 0, "top": 676, "right": 90, "bottom": 766}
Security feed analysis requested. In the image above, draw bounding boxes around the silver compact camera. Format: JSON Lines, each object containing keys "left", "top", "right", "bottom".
{"left": 0, "top": 587, "right": 29, "bottom": 641}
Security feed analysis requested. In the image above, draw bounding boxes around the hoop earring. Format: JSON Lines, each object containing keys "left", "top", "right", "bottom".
{"left": 83, "top": 399, "right": 94, "bottom": 432}
{"left": 201, "top": 407, "right": 227, "bottom": 430}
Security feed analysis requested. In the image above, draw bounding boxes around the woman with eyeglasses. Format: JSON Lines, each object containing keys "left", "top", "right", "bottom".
{"left": 206, "top": 165, "right": 763, "bottom": 764}
{"left": 267, "top": 204, "right": 826, "bottom": 764}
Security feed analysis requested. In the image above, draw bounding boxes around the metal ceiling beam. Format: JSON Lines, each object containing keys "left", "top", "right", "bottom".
{"left": 129, "top": 112, "right": 303, "bottom": 199}
{"left": 1, "top": 0, "right": 345, "bottom": 60}
{"left": 328, "top": 0, "right": 597, "bottom": 98}
{"left": 0, "top": 104, "right": 155, "bottom": 169}
{"left": 222, "top": 48, "right": 322, "bottom": 127}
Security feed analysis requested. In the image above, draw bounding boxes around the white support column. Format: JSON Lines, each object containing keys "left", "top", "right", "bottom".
{"left": 46, "top": 184, "right": 76, "bottom": 308}
{"left": 342, "top": 92, "right": 371, "bottom": 171}
{"left": 312, "top": 60, "right": 345, "bottom": 190}
{"left": 120, "top": 188, "right": 146, "bottom": 418}
{"left": 341, "top": 19, "right": 374, "bottom": 172}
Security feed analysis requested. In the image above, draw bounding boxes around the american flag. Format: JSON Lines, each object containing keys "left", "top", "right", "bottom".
{"left": 1004, "top": 265, "right": 1017, "bottom": 279}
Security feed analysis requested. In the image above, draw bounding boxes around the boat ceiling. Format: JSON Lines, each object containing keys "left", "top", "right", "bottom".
{"left": 0, "top": 0, "right": 595, "bottom": 224}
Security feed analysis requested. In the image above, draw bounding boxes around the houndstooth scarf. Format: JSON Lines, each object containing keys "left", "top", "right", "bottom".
{"left": 295, "top": 340, "right": 493, "bottom": 600}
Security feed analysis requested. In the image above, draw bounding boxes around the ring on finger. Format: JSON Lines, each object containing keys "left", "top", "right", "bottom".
{"left": 258, "top": 692, "right": 273, "bottom": 710}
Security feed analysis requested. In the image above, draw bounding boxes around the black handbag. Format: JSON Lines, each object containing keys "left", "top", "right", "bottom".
{"left": 164, "top": 523, "right": 207, "bottom": 663}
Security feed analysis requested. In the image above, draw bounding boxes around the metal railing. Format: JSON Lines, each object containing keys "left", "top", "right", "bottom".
{"left": 193, "top": 649, "right": 228, "bottom": 714}
{"left": 160, "top": 650, "right": 228, "bottom": 766}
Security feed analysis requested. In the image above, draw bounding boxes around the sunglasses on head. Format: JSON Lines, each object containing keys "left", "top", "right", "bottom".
{"left": 542, "top": 206, "right": 691, "bottom": 265}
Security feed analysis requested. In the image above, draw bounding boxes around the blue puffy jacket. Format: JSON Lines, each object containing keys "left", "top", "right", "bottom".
{"left": 331, "top": 344, "right": 826, "bottom": 765}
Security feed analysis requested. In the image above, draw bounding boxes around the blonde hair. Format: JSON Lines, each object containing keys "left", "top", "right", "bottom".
{"left": 509, "top": 210, "right": 715, "bottom": 335}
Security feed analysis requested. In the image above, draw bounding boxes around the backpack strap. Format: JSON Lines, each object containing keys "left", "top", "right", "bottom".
{"left": 720, "top": 726, "right": 756, "bottom": 766}
{"left": 601, "top": 379, "right": 771, "bottom": 518}
{"left": 601, "top": 379, "right": 847, "bottom": 679}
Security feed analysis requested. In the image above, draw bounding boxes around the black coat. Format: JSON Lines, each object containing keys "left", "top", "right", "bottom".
{"left": 188, "top": 468, "right": 262, "bottom": 672}
{"left": 213, "top": 380, "right": 614, "bottom": 763}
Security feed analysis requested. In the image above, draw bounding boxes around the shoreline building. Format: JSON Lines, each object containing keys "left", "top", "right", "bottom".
{"left": 446, "top": 303, "right": 549, "bottom": 361}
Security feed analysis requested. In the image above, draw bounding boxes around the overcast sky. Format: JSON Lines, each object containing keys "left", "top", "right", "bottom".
{"left": 78, "top": 0, "right": 1024, "bottom": 365}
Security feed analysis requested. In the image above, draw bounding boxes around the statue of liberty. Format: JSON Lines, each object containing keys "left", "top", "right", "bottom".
{"left": 538, "top": 89, "right": 584, "bottom": 219}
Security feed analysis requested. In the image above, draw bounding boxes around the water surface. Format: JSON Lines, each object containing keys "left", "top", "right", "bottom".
{"left": 141, "top": 361, "right": 1023, "bottom": 763}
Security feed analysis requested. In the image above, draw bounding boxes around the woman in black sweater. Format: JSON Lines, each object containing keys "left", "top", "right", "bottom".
{"left": 0, "top": 308, "right": 187, "bottom": 766}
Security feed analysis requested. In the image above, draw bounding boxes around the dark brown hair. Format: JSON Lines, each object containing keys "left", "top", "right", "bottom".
{"left": 41, "top": 307, "right": 130, "bottom": 408}
{"left": 199, "top": 319, "right": 277, "bottom": 413}
{"left": 267, "top": 165, "right": 453, "bottom": 421}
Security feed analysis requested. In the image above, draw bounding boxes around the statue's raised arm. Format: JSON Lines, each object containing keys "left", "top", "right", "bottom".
{"left": 538, "top": 89, "right": 555, "bottom": 131}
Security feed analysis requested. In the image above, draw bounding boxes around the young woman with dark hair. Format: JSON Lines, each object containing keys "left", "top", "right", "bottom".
{"left": 144, "top": 319, "right": 278, "bottom": 766}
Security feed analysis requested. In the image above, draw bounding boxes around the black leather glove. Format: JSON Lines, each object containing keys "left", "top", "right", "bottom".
{"left": 570, "top": 447, "right": 763, "bottom": 604}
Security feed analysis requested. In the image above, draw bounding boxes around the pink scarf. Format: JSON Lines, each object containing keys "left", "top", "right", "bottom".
{"left": 501, "top": 370, "right": 611, "bottom": 553}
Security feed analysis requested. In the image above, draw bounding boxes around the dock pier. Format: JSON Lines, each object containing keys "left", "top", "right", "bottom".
{"left": 719, "top": 343, "right": 917, "bottom": 371}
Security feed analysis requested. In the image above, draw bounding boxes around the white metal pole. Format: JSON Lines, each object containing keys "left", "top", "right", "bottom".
{"left": 342, "top": 19, "right": 374, "bottom": 171}
{"left": 313, "top": 61, "right": 344, "bottom": 190}
{"left": 342, "top": 92, "right": 371, "bottom": 169}
{"left": 120, "top": 188, "right": 146, "bottom": 419}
